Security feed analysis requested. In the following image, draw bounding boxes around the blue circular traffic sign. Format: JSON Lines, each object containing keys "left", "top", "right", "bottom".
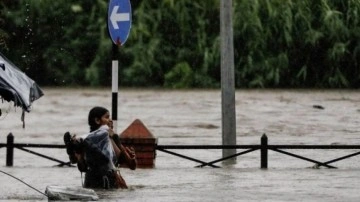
{"left": 108, "top": 0, "right": 132, "bottom": 46}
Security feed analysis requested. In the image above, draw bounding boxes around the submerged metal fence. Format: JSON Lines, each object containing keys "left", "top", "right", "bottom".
{"left": 1, "top": 133, "right": 360, "bottom": 168}
{"left": 0, "top": 133, "right": 68, "bottom": 167}
{"left": 156, "top": 134, "right": 360, "bottom": 168}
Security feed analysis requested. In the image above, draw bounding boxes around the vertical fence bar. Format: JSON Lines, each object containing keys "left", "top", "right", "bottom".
{"left": 261, "top": 134, "right": 268, "bottom": 169}
{"left": 6, "top": 133, "right": 14, "bottom": 166}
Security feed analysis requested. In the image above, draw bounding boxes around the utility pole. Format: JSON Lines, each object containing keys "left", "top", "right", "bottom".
{"left": 220, "top": 0, "right": 236, "bottom": 164}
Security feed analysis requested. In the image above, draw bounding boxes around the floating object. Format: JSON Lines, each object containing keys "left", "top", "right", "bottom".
{"left": 312, "top": 105, "right": 325, "bottom": 110}
{"left": 120, "top": 119, "right": 157, "bottom": 168}
{"left": 0, "top": 52, "right": 44, "bottom": 127}
{"left": 45, "top": 185, "right": 99, "bottom": 201}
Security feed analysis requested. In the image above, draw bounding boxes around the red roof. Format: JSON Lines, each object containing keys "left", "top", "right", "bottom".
{"left": 120, "top": 119, "right": 155, "bottom": 139}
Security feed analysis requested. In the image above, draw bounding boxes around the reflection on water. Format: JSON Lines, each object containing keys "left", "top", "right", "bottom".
{"left": 1, "top": 88, "right": 360, "bottom": 201}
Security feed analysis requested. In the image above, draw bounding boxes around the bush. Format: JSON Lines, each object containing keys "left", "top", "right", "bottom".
{"left": 1, "top": 0, "right": 359, "bottom": 88}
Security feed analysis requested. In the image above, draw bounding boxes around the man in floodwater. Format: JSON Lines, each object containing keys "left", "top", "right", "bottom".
{"left": 64, "top": 106, "right": 137, "bottom": 189}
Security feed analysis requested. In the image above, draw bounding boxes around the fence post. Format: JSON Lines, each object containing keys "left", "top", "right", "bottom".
{"left": 261, "top": 134, "right": 268, "bottom": 169}
{"left": 6, "top": 133, "right": 14, "bottom": 166}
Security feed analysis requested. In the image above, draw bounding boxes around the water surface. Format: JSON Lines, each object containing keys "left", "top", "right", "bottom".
{"left": 1, "top": 88, "right": 360, "bottom": 201}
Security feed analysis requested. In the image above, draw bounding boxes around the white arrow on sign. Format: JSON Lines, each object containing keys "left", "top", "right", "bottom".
{"left": 110, "top": 5, "right": 130, "bottom": 29}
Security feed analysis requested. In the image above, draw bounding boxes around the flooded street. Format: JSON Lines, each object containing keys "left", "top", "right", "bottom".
{"left": 1, "top": 88, "right": 360, "bottom": 201}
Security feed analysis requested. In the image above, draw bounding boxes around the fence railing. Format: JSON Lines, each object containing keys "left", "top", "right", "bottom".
{"left": 156, "top": 134, "right": 360, "bottom": 168}
{"left": 0, "top": 133, "right": 69, "bottom": 167}
{"left": 2, "top": 133, "right": 360, "bottom": 168}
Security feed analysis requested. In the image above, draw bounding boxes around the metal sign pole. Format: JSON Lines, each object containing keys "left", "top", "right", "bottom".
{"left": 108, "top": 0, "right": 132, "bottom": 133}
{"left": 111, "top": 60, "right": 118, "bottom": 133}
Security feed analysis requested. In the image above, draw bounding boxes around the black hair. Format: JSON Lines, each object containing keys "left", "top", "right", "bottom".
{"left": 88, "top": 106, "right": 109, "bottom": 132}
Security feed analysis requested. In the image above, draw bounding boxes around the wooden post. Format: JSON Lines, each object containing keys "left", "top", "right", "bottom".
{"left": 6, "top": 133, "right": 14, "bottom": 166}
{"left": 221, "top": 0, "right": 236, "bottom": 164}
{"left": 261, "top": 134, "right": 268, "bottom": 169}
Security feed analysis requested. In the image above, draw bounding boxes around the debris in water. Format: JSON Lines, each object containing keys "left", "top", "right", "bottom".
{"left": 312, "top": 105, "right": 325, "bottom": 110}
{"left": 45, "top": 185, "right": 99, "bottom": 201}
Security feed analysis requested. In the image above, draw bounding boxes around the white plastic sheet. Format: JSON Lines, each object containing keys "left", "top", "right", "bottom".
{"left": 45, "top": 185, "right": 98, "bottom": 201}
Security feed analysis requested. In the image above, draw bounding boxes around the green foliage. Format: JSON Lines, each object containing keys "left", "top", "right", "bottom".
{"left": 0, "top": 3, "right": 9, "bottom": 51}
{"left": 164, "top": 62, "right": 193, "bottom": 88}
{"left": 0, "top": 28, "right": 8, "bottom": 51}
{"left": 234, "top": 0, "right": 360, "bottom": 88}
{"left": 1, "top": 0, "right": 360, "bottom": 88}
{"left": 2, "top": 0, "right": 110, "bottom": 86}
{"left": 122, "top": 0, "right": 220, "bottom": 88}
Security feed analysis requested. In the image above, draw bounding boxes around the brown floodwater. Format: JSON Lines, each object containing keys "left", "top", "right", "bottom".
{"left": 1, "top": 88, "right": 360, "bottom": 201}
